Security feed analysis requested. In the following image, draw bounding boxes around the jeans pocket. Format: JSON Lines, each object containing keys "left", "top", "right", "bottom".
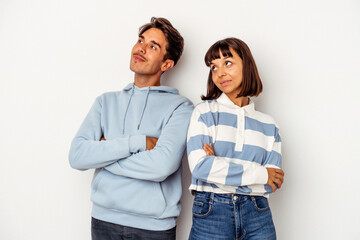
{"left": 251, "top": 196, "right": 270, "bottom": 212}
{"left": 192, "top": 196, "right": 213, "bottom": 218}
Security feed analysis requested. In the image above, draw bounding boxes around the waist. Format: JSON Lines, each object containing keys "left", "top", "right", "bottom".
{"left": 194, "top": 191, "right": 253, "bottom": 203}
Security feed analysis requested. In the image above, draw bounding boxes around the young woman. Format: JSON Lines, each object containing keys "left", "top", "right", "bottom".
{"left": 187, "top": 38, "right": 284, "bottom": 240}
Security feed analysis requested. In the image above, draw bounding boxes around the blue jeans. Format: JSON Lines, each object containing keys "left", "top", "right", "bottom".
{"left": 91, "top": 217, "right": 176, "bottom": 240}
{"left": 189, "top": 192, "right": 276, "bottom": 240}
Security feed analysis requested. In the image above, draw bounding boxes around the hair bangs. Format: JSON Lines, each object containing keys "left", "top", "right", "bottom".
{"left": 204, "top": 41, "right": 233, "bottom": 67}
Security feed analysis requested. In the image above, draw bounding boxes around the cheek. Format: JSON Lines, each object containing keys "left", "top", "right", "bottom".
{"left": 212, "top": 76, "right": 222, "bottom": 88}
{"left": 211, "top": 73, "right": 218, "bottom": 83}
{"left": 131, "top": 45, "right": 138, "bottom": 54}
{"left": 212, "top": 79, "right": 222, "bottom": 89}
{"left": 148, "top": 52, "right": 161, "bottom": 61}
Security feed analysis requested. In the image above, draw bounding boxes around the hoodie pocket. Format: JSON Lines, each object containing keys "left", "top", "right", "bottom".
{"left": 92, "top": 168, "right": 105, "bottom": 193}
{"left": 91, "top": 169, "right": 166, "bottom": 217}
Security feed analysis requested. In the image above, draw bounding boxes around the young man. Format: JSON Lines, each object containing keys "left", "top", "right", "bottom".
{"left": 69, "top": 17, "right": 193, "bottom": 240}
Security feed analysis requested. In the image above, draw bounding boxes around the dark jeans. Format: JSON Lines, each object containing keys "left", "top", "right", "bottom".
{"left": 91, "top": 217, "right": 176, "bottom": 240}
{"left": 189, "top": 192, "right": 276, "bottom": 240}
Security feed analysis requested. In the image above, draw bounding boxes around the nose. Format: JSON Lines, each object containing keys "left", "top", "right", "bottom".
{"left": 217, "top": 67, "right": 226, "bottom": 78}
{"left": 139, "top": 43, "right": 146, "bottom": 54}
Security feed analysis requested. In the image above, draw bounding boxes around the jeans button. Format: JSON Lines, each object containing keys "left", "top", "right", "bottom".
{"left": 233, "top": 195, "right": 238, "bottom": 200}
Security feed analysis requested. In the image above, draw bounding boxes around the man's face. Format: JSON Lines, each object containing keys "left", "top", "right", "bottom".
{"left": 130, "top": 28, "right": 169, "bottom": 76}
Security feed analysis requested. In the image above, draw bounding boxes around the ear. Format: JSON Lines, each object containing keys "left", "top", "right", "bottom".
{"left": 161, "top": 59, "right": 175, "bottom": 72}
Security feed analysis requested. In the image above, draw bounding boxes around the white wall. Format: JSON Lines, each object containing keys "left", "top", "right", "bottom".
{"left": 1, "top": 0, "right": 360, "bottom": 239}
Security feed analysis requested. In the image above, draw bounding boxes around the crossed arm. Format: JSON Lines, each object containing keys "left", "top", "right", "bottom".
{"left": 202, "top": 143, "right": 284, "bottom": 192}
{"left": 69, "top": 96, "right": 193, "bottom": 182}
{"left": 103, "top": 102, "right": 193, "bottom": 182}
{"left": 187, "top": 108, "right": 284, "bottom": 193}
{"left": 100, "top": 136, "right": 158, "bottom": 150}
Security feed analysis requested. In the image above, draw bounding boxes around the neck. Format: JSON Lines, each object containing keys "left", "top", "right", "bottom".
{"left": 134, "top": 73, "right": 161, "bottom": 88}
{"left": 227, "top": 93, "right": 249, "bottom": 107}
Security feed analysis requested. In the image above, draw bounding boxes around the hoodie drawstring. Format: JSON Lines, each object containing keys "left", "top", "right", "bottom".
{"left": 137, "top": 87, "right": 150, "bottom": 130}
{"left": 122, "top": 86, "right": 135, "bottom": 134}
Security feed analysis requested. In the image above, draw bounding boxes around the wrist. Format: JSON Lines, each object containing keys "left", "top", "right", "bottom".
{"left": 129, "top": 135, "right": 146, "bottom": 153}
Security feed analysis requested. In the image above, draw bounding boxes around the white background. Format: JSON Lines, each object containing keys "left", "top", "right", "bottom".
{"left": 1, "top": 0, "right": 360, "bottom": 239}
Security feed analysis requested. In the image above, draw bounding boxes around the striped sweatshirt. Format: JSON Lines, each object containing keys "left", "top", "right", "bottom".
{"left": 187, "top": 93, "right": 282, "bottom": 197}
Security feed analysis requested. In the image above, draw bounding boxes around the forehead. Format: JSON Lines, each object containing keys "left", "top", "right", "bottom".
{"left": 141, "top": 28, "right": 168, "bottom": 47}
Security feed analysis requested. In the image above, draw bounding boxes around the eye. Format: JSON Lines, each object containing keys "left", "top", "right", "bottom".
{"left": 211, "top": 65, "right": 217, "bottom": 71}
{"left": 138, "top": 39, "right": 143, "bottom": 44}
{"left": 150, "top": 45, "right": 157, "bottom": 50}
{"left": 225, "top": 61, "right": 232, "bottom": 66}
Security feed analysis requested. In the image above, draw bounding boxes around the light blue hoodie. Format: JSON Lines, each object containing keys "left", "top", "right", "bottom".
{"left": 69, "top": 83, "right": 193, "bottom": 230}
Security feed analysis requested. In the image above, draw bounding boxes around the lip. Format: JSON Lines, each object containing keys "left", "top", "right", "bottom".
{"left": 220, "top": 80, "right": 231, "bottom": 87}
{"left": 133, "top": 54, "right": 146, "bottom": 62}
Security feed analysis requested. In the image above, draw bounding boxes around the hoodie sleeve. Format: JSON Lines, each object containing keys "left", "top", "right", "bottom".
{"left": 104, "top": 100, "right": 194, "bottom": 182}
{"left": 68, "top": 96, "right": 146, "bottom": 170}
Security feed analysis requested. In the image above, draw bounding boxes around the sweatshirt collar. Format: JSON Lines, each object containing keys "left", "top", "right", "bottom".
{"left": 217, "top": 93, "right": 255, "bottom": 115}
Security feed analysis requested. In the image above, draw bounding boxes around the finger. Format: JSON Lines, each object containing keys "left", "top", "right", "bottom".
{"left": 209, "top": 145, "right": 215, "bottom": 154}
{"left": 203, "top": 150, "right": 213, "bottom": 156}
{"left": 275, "top": 169, "right": 285, "bottom": 176}
{"left": 207, "top": 146, "right": 215, "bottom": 155}
{"left": 203, "top": 145, "right": 210, "bottom": 155}
{"left": 269, "top": 170, "right": 278, "bottom": 179}
{"left": 268, "top": 182, "right": 276, "bottom": 192}
{"left": 203, "top": 144, "right": 210, "bottom": 152}
{"left": 203, "top": 144, "right": 212, "bottom": 152}
{"left": 273, "top": 178, "right": 282, "bottom": 189}
{"left": 205, "top": 150, "right": 213, "bottom": 156}
{"left": 203, "top": 143, "right": 215, "bottom": 156}
{"left": 276, "top": 174, "right": 284, "bottom": 184}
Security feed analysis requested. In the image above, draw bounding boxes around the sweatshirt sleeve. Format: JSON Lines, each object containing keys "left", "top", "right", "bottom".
{"left": 264, "top": 125, "right": 282, "bottom": 169}
{"left": 68, "top": 96, "right": 146, "bottom": 170}
{"left": 104, "top": 100, "right": 194, "bottom": 182}
{"left": 187, "top": 108, "right": 269, "bottom": 187}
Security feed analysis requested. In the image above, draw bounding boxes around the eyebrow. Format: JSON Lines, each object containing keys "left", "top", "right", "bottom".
{"left": 139, "top": 35, "right": 162, "bottom": 49}
{"left": 210, "top": 56, "right": 231, "bottom": 65}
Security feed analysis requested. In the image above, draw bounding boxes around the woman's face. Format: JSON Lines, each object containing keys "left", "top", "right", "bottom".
{"left": 210, "top": 47, "right": 243, "bottom": 98}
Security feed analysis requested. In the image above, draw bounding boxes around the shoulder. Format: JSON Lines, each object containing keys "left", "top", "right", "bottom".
{"left": 251, "top": 109, "right": 277, "bottom": 124}
{"left": 175, "top": 94, "right": 194, "bottom": 107}
{"left": 160, "top": 94, "right": 194, "bottom": 115}
{"left": 194, "top": 100, "right": 218, "bottom": 113}
{"left": 97, "top": 91, "right": 121, "bottom": 99}
{"left": 250, "top": 110, "right": 280, "bottom": 135}
{"left": 189, "top": 100, "right": 221, "bottom": 123}
{"left": 91, "top": 91, "right": 124, "bottom": 108}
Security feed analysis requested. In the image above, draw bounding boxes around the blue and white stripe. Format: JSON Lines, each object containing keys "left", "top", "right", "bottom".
{"left": 187, "top": 93, "right": 282, "bottom": 196}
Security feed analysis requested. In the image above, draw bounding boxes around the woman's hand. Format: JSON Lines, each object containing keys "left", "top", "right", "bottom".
{"left": 266, "top": 168, "right": 285, "bottom": 192}
{"left": 203, "top": 143, "right": 215, "bottom": 156}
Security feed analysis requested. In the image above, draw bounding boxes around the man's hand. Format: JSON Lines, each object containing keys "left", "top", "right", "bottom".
{"left": 146, "top": 137, "right": 158, "bottom": 150}
{"left": 266, "top": 168, "right": 285, "bottom": 192}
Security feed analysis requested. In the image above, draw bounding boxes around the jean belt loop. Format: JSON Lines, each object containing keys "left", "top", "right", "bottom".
{"left": 210, "top": 192, "right": 215, "bottom": 204}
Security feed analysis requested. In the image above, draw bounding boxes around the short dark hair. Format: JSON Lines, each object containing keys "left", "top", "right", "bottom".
{"left": 201, "top": 37, "right": 263, "bottom": 100}
{"left": 139, "top": 17, "right": 184, "bottom": 66}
